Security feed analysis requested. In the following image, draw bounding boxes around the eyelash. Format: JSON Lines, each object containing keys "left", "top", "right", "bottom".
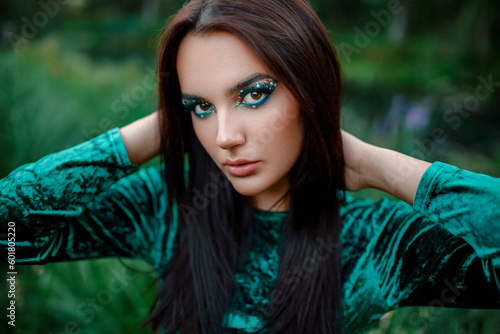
{"left": 182, "top": 78, "right": 278, "bottom": 119}
{"left": 182, "top": 99, "right": 216, "bottom": 119}
{"left": 236, "top": 78, "right": 277, "bottom": 109}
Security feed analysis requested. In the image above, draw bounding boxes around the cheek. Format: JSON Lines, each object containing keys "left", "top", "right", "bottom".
{"left": 255, "top": 109, "right": 303, "bottom": 170}
{"left": 284, "top": 120, "right": 304, "bottom": 160}
{"left": 192, "top": 118, "right": 215, "bottom": 154}
{"left": 284, "top": 112, "right": 304, "bottom": 164}
{"left": 255, "top": 95, "right": 302, "bottom": 143}
{"left": 273, "top": 104, "right": 303, "bottom": 151}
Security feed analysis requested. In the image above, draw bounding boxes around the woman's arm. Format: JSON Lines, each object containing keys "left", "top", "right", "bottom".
{"left": 342, "top": 192, "right": 500, "bottom": 332}
{"left": 0, "top": 113, "right": 169, "bottom": 265}
{"left": 0, "top": 111, "right": 161, "bottom": 220}
{"left": 342, "top": 130, "right": 500, "bottom": 260}
{"left": 342, "top": 130, "right": 431, "bottom": 205}
{"left": 340, "top": 130, "right": 500, "bottom": 330}
{"left": 120, "top": 110, "right": 161, "bottom": 165}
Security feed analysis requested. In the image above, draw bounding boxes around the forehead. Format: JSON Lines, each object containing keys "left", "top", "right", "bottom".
{"left": 176, "top": 31, "right": 269, "bottom": 94}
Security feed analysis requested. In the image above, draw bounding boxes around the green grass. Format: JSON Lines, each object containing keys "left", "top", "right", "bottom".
{"left": 0, "top": 35, "right": 158, "bottom": 177}
{"left": 1, "top": 259, "right": 157, "bottom": 333}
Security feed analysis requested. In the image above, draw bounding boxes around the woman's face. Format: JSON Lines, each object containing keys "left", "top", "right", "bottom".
{"left": 176, "top": 31, "right": 303, "bottom": 211}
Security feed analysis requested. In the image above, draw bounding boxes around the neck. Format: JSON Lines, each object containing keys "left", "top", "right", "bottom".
{"left": 251, "top": 192, "right": 290, "bottom": 212}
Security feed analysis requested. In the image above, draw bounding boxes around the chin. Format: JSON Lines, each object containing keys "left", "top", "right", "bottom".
{"left": 229, "top": 178, "right": 266, "bottom": 197}
{"left": 231, "top": 185, "right": 262, "bottom": 197}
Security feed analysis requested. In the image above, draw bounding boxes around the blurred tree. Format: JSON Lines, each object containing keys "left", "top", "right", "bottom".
{"left": 309, "top": 0, "right": 499, "bottom": 67}
{"left": 141, "top": 0, "right": 160, "bottom": 22}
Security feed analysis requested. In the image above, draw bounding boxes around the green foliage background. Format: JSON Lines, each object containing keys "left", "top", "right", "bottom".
{"left": 0, "top": 0, "right": 499, "bottom": 333}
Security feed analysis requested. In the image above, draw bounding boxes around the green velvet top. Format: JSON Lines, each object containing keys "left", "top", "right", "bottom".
{"left": 1, "top": 128, "right": 500, "bottom": 333}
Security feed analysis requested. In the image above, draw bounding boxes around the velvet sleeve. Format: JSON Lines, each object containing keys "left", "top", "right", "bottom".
{"left": 0, "top": 128, "right": 174, "bottom": 268}
{"left": 341, "top": 162, "right": 500, "bottom": 333}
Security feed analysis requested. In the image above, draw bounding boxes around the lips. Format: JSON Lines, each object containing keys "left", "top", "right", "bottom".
{"left": 224, "top": 159, "right": 260, "bottom": 177}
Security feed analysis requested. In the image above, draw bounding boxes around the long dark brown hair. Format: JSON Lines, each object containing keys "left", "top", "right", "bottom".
{"left": 144, "top": 0, "right": 345, "bottom": 332}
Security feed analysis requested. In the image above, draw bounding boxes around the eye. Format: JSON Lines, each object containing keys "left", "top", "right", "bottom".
{"left": 242, "top": 91, "right": 267, "bottom": 104}
{"left": 193, "top": 102, "right": 216, "bottom": 118}
{"left": 236, "top": 78, "right": 277, "bottom": 109}
{"left": 182, "top": 99, "right": 216, "bottom": 119}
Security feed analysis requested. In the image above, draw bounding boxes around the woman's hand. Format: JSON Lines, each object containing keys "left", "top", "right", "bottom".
{"left": 341, "top": 130, "right": 432, "bottom": 205}
{"left": 120, "top": 111, "right": 161, "bottom": 166}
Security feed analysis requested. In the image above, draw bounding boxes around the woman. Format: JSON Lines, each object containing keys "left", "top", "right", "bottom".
{"left": 1, "top": 0, "right": 499, "bottom": 333}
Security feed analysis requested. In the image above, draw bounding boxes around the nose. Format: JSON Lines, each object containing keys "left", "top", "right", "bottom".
{"left": 215, "top": 108, "right": 245, "bottom": 150}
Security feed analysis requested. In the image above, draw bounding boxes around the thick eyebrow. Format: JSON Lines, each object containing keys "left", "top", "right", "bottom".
{"left": 181, "top": 93, "right": 204, "bottom": 101}
{"left": 225, "top": 73, "right": 272, "bottom": 97}
{"left": 180, "top": 73, "right": 272, "bottom": 101}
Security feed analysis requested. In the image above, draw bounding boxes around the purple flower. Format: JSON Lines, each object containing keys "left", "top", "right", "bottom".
{"left": 405, "top": 105, "right": 430, "bottom": 131}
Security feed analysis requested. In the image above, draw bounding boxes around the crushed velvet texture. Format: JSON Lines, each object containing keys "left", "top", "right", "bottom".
{"left": 1, "top": 128, "right": 500, "bottom": 333}
{"left": 225, "top": 209, "right": 287, "bottom": 329}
